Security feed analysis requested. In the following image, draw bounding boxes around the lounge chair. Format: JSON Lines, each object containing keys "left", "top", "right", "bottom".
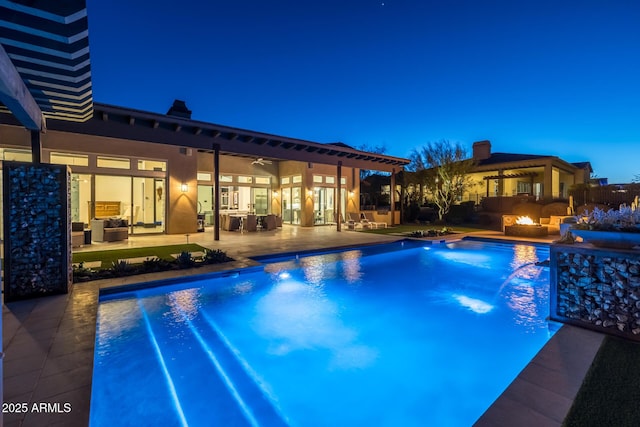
{"left": 362, "top": 212, "right": 387, "bottom": 229}
{"left": 347, "top": 212, "right": 371, "bottom": 230}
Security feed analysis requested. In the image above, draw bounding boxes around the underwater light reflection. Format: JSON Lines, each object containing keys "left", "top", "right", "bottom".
{"left": 453, "top": 294, "right": 494, "bottom": 314}
{"left": 255, "top": 278, "right": 378, "bottom": 369}
{"left": 435, "top": 250, "right": 493, "bottom": 269}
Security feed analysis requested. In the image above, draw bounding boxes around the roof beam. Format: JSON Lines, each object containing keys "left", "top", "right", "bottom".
{"left": 0, "top": 44, "right": 43, "bottom": 130}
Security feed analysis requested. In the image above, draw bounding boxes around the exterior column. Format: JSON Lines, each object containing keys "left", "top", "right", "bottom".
{"left": 485, "top": 178, "right": 490, "bottom": 197}
{"left": 336, "top": 161, "right": 342, "bottom": 232}
{"left": 399, "top": 171, "right": 405, "bottom": 225}
{"left": 543, "top": 162, "right": 553, "bottom": 201}
{"left": 213, "top": 145, "right": 220, "bottom": 241}
{"left": 390, "top": 169, "right": 396, "bottom": 226}
{"left": 31, "top": 130, "right": 41, "bottom": 164}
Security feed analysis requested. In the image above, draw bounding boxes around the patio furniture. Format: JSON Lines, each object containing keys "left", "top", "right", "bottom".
{"left": 347, "top": 212, "right": 371, "bottom": 230}
{"left": 362, "top": 212, "right": 387, "bottom": 229}
{"left": 71, "top": 222, "right": 85, "bottom": 247}
{"left": 245, "top": 214, "right": 258, "bottom": 232}
{"left": 540, "top": 215, "right": 572, "bottom": 234}
{"left": 263, "top": 214, "right": 277, "bottom": 231}
{"left": 90, "top": 218, "right": 129, "bottom": 242}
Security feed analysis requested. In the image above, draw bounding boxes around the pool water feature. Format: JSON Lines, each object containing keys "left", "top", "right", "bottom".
{"left": 90, "top": 239, "right": 556, "bottom": 426}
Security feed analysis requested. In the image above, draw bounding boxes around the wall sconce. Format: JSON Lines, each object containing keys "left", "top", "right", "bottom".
{"left": 272, "top": 190, "right": 279, "bottom": 198}
{"left": 180, "top": 183, "right": 188, "bottom": 193}
{"left": 349, "top": 190, "right": 355, "bottom": 199}
{"left": 307, "top": 189, "right": 313, "bottom": 197}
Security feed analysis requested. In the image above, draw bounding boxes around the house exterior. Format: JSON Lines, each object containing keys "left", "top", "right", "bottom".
{"left": 462, "top": 140, "right": 592, "bottom": 203}
{"left": 0, "top": 0, "right": 410, "bottom": 239}
{"left": 0, "top": 101, "right": 409, "bottom": 237}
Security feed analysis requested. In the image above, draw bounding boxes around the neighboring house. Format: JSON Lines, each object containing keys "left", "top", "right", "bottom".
{"left": 463, "top": 140, "right": 592, "bottom": 203}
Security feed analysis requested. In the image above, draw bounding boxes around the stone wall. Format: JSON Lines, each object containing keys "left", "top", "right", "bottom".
{"left": 2, "top": 162, "right": 71, "bottom": 301}
{"left": 551, "top": 243, "right": 640, "bottom": 340}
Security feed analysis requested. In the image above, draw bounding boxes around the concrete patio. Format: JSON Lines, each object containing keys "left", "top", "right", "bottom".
{"left": 2, "top": 225, "right": 604, "bottom": 426}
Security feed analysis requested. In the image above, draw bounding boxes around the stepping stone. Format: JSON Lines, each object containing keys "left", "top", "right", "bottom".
{"left": 73, "top": 261, "right": 102, "bottom": 268}
{"left": 171, "top": 251, "right": 204, "bottom": 259}
{"left": 117, "top": 256, "right": 154, "bottom": 264}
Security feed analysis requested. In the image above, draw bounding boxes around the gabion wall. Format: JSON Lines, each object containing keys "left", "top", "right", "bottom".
{"left": 551, "top": 243, "right": 640, "bottom": 340}
{"left": 2, "top": 162, "right": 71, "bottom": 301}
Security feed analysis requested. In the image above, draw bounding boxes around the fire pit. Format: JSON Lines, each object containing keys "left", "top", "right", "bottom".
{"left": 504, "top": 216, "right": 548, "bottom": 237}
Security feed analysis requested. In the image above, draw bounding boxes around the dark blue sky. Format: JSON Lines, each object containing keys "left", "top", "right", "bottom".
{"left": 87, "top": 0, "right": 640, "bottom": 183}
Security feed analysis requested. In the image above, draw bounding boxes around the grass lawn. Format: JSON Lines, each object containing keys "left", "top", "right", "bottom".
{"left": 72, "top": 243, "right": 207, "bottom": 268}
{"left": 563, "top": 335, "right": 640, "bottom": 426}
{"left": 360, "top": 223, "right": 492, "bottom": 235}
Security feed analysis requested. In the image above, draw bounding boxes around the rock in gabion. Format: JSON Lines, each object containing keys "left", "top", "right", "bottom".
{"left": 3, "top": 162, "right": 71, "bottom": 301}
{"left": 551, "top": 243, "right": 640, "bottom": 339}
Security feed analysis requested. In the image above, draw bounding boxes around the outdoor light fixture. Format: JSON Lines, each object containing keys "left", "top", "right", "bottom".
{"left": 307, "top": 189, "right": 313, "bottom": 197}
{"left": 273, "top": 190, "right": 279, "bottom": 197}
{"left": 349, "top": 190, "right": 355, "bottom": 198}
{"left": 181, "top": 183, "right": 188, "bottom": 193}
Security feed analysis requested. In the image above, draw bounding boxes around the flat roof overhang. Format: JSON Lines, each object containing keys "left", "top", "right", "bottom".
{"left": 14, "top": 102, "right": 409, "bottom": 172}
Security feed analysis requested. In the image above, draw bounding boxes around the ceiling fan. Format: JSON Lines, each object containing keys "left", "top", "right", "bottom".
{"left": 251, "top": 157, "right": 272, "bottom": 165}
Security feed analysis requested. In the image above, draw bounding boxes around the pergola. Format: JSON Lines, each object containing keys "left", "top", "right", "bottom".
{"left": 482, "top": 172, "right": 539, "bottom": 197}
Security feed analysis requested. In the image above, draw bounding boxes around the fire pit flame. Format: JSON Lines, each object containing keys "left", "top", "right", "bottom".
{"left": 515, "top": 216, "right": 535, "bottom": 225}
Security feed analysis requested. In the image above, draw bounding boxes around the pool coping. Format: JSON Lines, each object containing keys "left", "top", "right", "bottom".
{"left": 3, "top": 235, "right": 605, "bottom": 426}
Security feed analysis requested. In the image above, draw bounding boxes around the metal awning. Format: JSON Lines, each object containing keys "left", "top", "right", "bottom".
{"left": 0, "top": 0, "right": 93, "bottom": 123}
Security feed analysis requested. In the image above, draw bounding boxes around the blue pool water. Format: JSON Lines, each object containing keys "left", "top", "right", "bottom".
{"left": 90, "top": 239, "right": 556, "bottom": 426}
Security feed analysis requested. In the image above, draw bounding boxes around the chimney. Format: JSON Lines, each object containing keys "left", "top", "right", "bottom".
{"left": 472, "top": 140, "right": 491, "bottom": 161}
{"left": 167, "top": 99, "right": 192, "bottom": 119}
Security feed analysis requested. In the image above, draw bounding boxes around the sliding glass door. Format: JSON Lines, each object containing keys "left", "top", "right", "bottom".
{"left": 132, "top": 177, "right": 165, "bottom": 234}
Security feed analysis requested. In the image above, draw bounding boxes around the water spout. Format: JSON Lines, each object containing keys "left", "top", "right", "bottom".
{"left": 495, "top": 260, "right": 547, "bottom": 298}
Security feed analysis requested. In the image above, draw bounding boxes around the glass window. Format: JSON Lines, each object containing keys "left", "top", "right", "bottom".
{"left": 325, "top": 176, "right": 335, "bottom": 184}
{"left": 255, "top": 176, "right": 270, "bottom": 184}
{"left": 97, "top": 156, "right": 130, "bottom": 169}
{"left": 340, "top": 177, "right": 346, "bottom": 185}
{"left": 292, "top": 175, "right": 302, "bottom": 183}
{"left": 517, "top": 181, "right": 532, "bottom": 194}
{"left": 197, "top": 172, "right": 212, "bottom": 181}
{"left": 1, "top": 149, "right": 31, "bottom": 162}
{"left": 281, "top": 177, "right": 290, "bottom": 185}
{"left": 313, "top": 175, "right": 323, "bottom": 183}
{"left": 238, "top": 176, "right": 253, "bottom": 183}
{"left": 220, "top": 175, "right": 233, "bottom": 182}
{"left": 138, "top": 160, "right": 166, "bottom": 171}
{"left": 50, "top": 152, "right": 89, "bottom": 166}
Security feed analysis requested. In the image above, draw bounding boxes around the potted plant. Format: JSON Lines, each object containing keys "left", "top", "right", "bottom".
{"left": 570, "top": 205, "right": 640, "bottom": 249}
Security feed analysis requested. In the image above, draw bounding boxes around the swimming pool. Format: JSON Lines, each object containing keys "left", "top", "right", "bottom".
{"left": 90, "top": 239, "right": 556, "bottom": 426}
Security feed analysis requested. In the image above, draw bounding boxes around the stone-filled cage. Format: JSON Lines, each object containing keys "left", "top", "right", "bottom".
{"left": 2, "top": 162, "right": 72, "bottom": 301}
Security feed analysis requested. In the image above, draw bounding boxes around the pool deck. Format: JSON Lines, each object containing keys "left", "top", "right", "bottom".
{"left": 2, "top": 226, "right": 604, "bottom": 426}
